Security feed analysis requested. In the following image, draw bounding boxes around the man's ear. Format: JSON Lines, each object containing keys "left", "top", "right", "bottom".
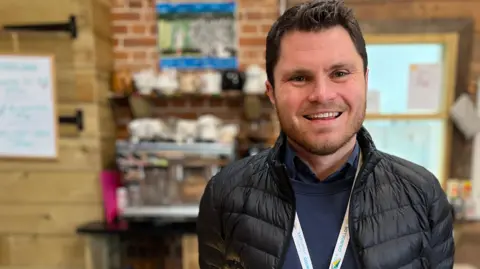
{"left": 265, "top": 80, "right": 276, "bottom": 109}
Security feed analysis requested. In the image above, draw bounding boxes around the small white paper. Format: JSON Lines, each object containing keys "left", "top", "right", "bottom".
{"left": 366, "top": 90, "right": 380, "bottom": 113}
{"left": 407, "top": 63, "right": 443, "bottom": 112}
{"left": 450, "top": 93, "right": 480, "bottom": 139}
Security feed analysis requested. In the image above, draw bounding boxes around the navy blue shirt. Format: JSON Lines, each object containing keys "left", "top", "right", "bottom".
{"left": 282, "top": 142, "right": 360, "bottom": 269}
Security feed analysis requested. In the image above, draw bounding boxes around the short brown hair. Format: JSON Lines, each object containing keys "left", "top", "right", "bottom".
{"left": 265, "top": 0, "right": 368, "bottom": 87}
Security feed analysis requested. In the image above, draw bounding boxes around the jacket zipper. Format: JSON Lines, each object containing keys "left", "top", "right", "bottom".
{"left": 276, "top": 164, "right": 296, "bottom": 269}
{"left": 348, "top": 192, "right": 363, "bottom": 269}
{"left": 348, "top": 152, "right": 371, "bottom": 269}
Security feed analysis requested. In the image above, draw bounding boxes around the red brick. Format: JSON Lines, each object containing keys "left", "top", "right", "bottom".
{"left": 124, "top": 37, "right": 157, "bottom": 46}
{"left": 132, "top": 51, "right": 147, "bottom": 60}
{"left": 239, "top": 0, "right": 277, "bottom": 7}
{"left": 112, "top": 12, "right": 141, "bottom": 21}
{"left": 113, "top": 0, "right": 127, "bottom": 8}
{"left": 115, "top": 51, "right": 129, "bottom": 60}
{"left": 145, "top": 0, "right": 156, "bottom": 8}
{"left": 245, "top": 11, "right": 263, "bottom": 20}
{"left": 131, "top": 25, "right": 146, "bottom": 34}
{"left": 242, "top": 50, "right": 262, "bottom": 58}
{"left": 241, "top": 24, "right": 258, "bottom": 33}
{"left": 149, "top": 51, "right": 158, "bottom": 59}
{"left": 113, "top": 25, "right": 128, "bottom": 33}
{"left": 150, "top": 25, "right": 158, "bottom": 35}
{"left": 243, "top": 10, "right": 277, "bottom": 20}
{"left": 239, "top": 37, "right": 265, "bottom": 47}
{"left": 260, "top": 24, "right": 272, "bottom": 33}
{"left": 128, "top": 0, "right": 142, "bottom": 8}
{"left": 143, "top": 11, "right": 157, "bottom": 21}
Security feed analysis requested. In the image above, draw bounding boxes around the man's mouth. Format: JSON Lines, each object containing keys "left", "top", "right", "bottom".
{"left": 304, "top": 112, "right": 342, "bottom": 120}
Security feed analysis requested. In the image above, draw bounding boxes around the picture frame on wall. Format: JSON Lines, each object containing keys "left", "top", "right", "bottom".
{"left": 156, "top": 2, "right": 238, "bottom": 70}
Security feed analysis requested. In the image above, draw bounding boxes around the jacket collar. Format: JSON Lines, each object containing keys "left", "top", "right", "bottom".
{"left": 267, "top": 126, "right": 378, "bottom": 202}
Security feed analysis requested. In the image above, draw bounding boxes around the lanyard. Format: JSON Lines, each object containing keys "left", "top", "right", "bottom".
{"left": 291, "top": 152, "right": 363, "bottom": 269}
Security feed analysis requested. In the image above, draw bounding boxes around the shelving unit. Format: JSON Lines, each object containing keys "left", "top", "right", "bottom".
{"left": 116, "top": 140, "right": 236, "bottom": 158}
{"left": 122, "top": 205, "right": 200, "bottom": 218}
{"left": 116, "top": 140, "right": 235, "bottom": 219}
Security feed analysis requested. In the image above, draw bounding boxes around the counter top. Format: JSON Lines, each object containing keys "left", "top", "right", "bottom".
{"left": 76, "top": 218, "right": 197, "bottom": 236}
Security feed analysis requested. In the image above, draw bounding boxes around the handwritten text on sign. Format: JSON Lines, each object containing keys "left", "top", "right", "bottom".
{"left": 0, "top": 55, "right": 57, "bottom": 158}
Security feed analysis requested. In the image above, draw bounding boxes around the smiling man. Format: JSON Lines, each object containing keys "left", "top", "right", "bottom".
{"left": 197, "top": 1, "right": 455, "bottom": 268}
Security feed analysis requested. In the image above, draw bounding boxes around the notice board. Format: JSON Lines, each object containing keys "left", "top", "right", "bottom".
{"left": 0, "top": 54, "right": 58, "bottom": 159}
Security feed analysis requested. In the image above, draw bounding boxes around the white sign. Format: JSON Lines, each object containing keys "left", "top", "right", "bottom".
{"left": 407, "top": 63, "right": 443, "bottom": 112}
{"left": 367, "top": 90, "right": 381, "bottom": 113}
{"left": 0, "top": 55, "right": 57, "bottom": 159}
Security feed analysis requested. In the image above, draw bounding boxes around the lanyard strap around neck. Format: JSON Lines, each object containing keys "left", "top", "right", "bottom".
{"left": 291, "top": 152, "right": 363, "bottom": 269}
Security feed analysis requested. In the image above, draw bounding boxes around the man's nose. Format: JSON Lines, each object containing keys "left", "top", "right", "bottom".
{"left": 307, "top": 77, "right": 335, "bottom": 103}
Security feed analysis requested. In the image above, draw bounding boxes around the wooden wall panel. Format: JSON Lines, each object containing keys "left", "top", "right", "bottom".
{"left": 0, "top": 235, "right": 84, "bottom": 268}
{"left": 58, "top": 103, "right": 114, "bottom": 138}
{"left": 0, "top": 205, "right": 102, "bottom": 234}
{"left": 0, "top": 0, "right": 114, "bottom": 268}
{"left": 0, "top": 172, "right": 101, "bottom": 203}
{"left": 0, "top": 139, "right": 101, "bottom": 172}
{"left": 95, "top": 37, "right": 114, "bottom": 72}
{"left": 91, "top": 1, "right": 112, "bottom": 40}
{"left": 74, "top": 70, "right": 100, "bottom": 103}
{"left": 0, "top": 0, "right": 74, "bottom": 25}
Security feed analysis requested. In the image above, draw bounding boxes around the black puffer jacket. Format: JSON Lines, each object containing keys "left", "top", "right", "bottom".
{"left": 197, "top": 127, "right": 454, "bottom": 269}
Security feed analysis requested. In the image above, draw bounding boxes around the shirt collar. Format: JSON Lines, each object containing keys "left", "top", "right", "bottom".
{"left": 284, "top": 140, "right": 360, "bottom": 182}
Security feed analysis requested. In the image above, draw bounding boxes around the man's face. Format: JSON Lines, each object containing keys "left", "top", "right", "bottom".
{"left": 266, "top": 26, "right": 368, "bottom": 155}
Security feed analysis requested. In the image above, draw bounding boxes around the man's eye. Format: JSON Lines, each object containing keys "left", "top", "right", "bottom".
{"left": 332, "top": 71, "right": 349, "bottom": 78}
{"left": 290, "top": 76, "right": 306, "bottom": 82}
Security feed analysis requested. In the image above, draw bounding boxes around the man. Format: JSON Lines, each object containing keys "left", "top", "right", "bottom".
{"left": 197, "top": 0, "right": 455, "bottom": 268}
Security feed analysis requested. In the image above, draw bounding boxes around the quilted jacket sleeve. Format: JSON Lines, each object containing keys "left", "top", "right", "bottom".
{"left": 197, "top": 177, "right": 225, "bottom": 268}
{"left": 428, "top": 177, "right": 455, "bottom": 268}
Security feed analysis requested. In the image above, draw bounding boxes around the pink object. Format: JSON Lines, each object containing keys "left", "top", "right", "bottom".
{"left": 100, "top": 170, "right": 121, "bottom": 224}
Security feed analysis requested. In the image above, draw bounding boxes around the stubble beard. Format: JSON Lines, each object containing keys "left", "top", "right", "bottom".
{"left": 276, "top": 102, "right": 366, "bottom": 156}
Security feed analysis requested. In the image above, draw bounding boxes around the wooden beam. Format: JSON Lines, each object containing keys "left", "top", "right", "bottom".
{"left": 0, "top": 138, "right": 102, "bottom": 172}
{"left": 0, "top": 235, "right": 84, "bottom": 267}
{"left": 0, "top": 204, "right": 102, "bottom": 234}
{"left": 0, "top": 171, "right": 101, "bottom": 203}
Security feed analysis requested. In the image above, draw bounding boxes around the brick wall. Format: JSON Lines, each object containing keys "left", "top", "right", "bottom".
{"left": 112, "top": 0, "right": 278, "bottom": 72}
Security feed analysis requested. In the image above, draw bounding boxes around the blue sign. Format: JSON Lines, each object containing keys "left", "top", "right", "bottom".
{"left": 160, "top": 57, "right": 238, "bottom": 70}
{"left": 156, "top": 2, "right": 236, "bottom": 14}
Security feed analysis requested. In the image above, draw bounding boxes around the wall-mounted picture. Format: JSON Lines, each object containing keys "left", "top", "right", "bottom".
{"left": 156, "top": 2, "right": 238, "bottom": 70}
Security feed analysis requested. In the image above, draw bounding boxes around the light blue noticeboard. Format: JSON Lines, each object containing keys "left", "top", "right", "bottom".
{"left": 0, "top": 54, "right": 58, "bottom": 159}
{"left": 364, "top": 43, "right": 447, "bottom": 180}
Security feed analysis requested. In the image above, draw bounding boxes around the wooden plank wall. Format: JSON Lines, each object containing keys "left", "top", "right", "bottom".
{"left": 0, "top": 0, "right": 114, "bottom": 268}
